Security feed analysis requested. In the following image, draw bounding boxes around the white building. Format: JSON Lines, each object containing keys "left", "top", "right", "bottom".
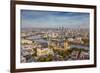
{"left": 21, "top": 39, "right": 33, "bottom": 44}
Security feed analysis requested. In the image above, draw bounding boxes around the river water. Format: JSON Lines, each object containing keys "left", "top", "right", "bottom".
{"left": 26, "top": 35, "right": 89, "bottom": 50}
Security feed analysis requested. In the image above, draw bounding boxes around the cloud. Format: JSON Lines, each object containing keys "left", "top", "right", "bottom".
{"left": 21, "top": 10, "right": 89, "bottom": 28}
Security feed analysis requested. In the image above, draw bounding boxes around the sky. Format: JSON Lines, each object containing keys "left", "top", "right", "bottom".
{"left": 21, "top": 10, "right": 90, "bottom": 28}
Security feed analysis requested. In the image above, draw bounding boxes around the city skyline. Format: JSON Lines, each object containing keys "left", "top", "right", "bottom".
{"left": 21, "top": 10, "right": 90, "bottom": 28}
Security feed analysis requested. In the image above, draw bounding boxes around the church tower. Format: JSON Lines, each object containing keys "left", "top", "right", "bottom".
{"left": 64, "top": 39, "right": 69, "bottom": 50}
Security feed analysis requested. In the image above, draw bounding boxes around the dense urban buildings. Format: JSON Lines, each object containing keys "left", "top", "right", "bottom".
{"left": 20, "top": 10, "right": 90, "bottom": 63}
{"left": 21, "top": 27, "right": 89, "bottom": 63}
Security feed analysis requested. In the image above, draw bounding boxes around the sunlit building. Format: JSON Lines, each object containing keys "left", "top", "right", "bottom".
{"left": 48, "top": 38, "right": 70, "bottom": 51}
{"left": 64, "top": 39, "right": 70, "bottom": 50}
{"left": 37, "top": 48, "right": 54, "bottom": 56}
{"left": 21, "top": 39, "right": 33, "bottom": 44}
